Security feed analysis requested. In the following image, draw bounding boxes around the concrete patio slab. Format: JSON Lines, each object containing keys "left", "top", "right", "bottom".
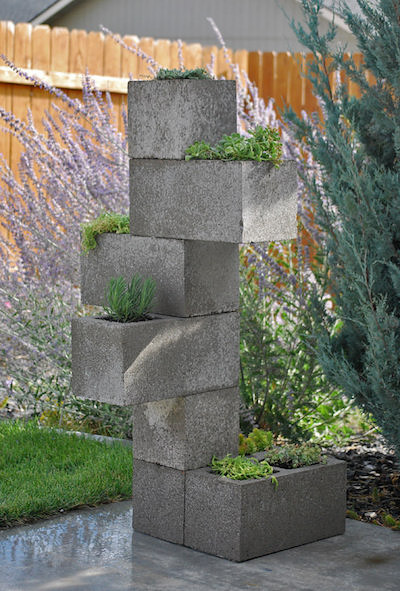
{"left": 0, "top": 501, "right": 399, "bottom": 591}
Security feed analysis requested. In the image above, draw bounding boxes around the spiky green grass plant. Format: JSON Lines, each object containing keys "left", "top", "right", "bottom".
{"left": 0, "top": 420, "right": 132, "bottom": 528}
{"left": 103, "top": 274, "right": 156, "bottom": 322}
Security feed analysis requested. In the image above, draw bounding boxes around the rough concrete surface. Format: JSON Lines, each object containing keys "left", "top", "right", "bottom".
{"left": 80, "top": 233, "right": 239, "bottom": 316}
{"left": 132, "top": 387, "right": 240, "bottom": 470}
{"left": 132, "top": 460, "right": 185, "bottom": 544}
{"left": 130, "top": 159, "right": 297, "bottom": 243}
{"left": 0, "top": 502, "right": 399, "bottom": 591}
{"left": 128, "top": 79, "right": 237, "bottom": 159}
{"left": 72, "top": 312, "right": 239, "bottom": 406}
{"left": 184, "top": 457, "right": 346, "bottom": 561}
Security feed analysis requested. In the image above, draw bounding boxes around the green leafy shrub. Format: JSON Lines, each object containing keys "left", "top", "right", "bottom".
{"left": 211, "top": 454, "right": 277, "bottom": 486}
{"left": 239, "top": 252, "right": 355, "bottom": 443}
{"left": 103, "top": 274, "right": 156, "bottom": 323}
{"left": 156, "top": 67, "right": 212, "bottom": 80}
{"left": 263, "top": 443, "right": 325, "bottom": 469}
{"left": 239, "top": 427, "right": 273, "bottom": 455}
{"left": 81, "top": 212, "right": 129, "bottom": 253}
{"left": 286, "top": 0, "right": 400, "bottom": 457}
{"left": 185, "top": 126, "right": 283, "bottom": 166}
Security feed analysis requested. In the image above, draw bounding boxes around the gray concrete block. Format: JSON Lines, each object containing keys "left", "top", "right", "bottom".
{"left": 132, "top": 387, "right": 240, "bottom": 470}
{"left": 184, "top": 457, "right": 346, "bottom": 561}
{"left": 71, "top": 312, "right": 239, "bottom": 406}
{"left": 132, "top": 459, "right": 185, "bottom": 544}
{"left": 80, "top": 234, "right": 239, "bottom": 316}
{"left": 128, "top": 80, "right": 237, "bottom": 159}
{"left": 130, "top": 159, "right": 297, "bottom": 243}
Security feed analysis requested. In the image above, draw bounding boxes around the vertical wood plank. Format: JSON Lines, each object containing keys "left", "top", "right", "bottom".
{"left": 303, "top": 53, "right": 319, "bottom": 114}
{"left": 31, "top": 25, "right": 51, "bottom": 134}
{"left": 121, "top": 35, "right": 139, "bottom": 79}
{"left": 87, "top": 31, "right": 104, "bottom": 75}
{"left": 288, "top": 53, "right": 303, "bottom": 116}
{"left": 50, "top": 27, "right": 69, "bottom": 71}
{"left": 10, "top": 23, "right": 32, "bottom": 174}
{"left": 216, "top": 47, "right": 233, "bottom": 79}
{"left": 274, "top": 52, "right": 291, "bottom": 115}
{"left": 201, "top": 45, "right": 218, "bottom": 76}
{"left": 169, "top": 40, "right": 181, "bottom": 69}
{"left": 69, "top": 29, "right": 87, "bottom": 73}
{"left": 154, "top": 39, "right": 171, "bottom": 69}
{"left": 104, "top": 34, "right": 121, "bottom": 77}
{"left": 181, "top": 42, "right": 202, "bottom": 70}
{"left": 349, "top": 53, "right": 362, "bottom": 98}
{"left": 248, "top": 51, "right": 262, "bottom": 89}
{"left": 0, "top": 21, "right": 15, "bottom": 167}
{"left": 137, "top": 37, "right": 154, "bottom": 79}
{"left": 261, "top": 52, "right": 276, "bottom": 105}
{"left": 233, "top": 49, "right": 248, "bottom": 87}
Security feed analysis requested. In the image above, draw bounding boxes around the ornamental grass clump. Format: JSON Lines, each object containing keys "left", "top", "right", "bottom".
{"left": 103, "top": 274, "right": 156, "bottom": 323}
{"left": 211, "top": 454, "right": 277, "bottom": 486}
{"left": 185, "top": 125, "right": 283, "bottom": 167}
{"left": 81, "top": 212, "right": 130, "bottom": 253}
{"left": 156, "top": 67, "right": 212, "bottom": 79}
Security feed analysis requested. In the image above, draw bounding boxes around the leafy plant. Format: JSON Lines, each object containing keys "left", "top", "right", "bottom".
{"left": 156, "top": 67, "right": 212, "bottom": 79}
{"left": 239, "top": 248, "right": 355, "bottom": 443}
{"left": 211, "top": 454, "right": 277, "bottom": 486}
{"left": 81, "top": 212, "right": 130, "bottom": 253}
{"left": 185, "top": 125, "right": 283, "bottom": 166}
{"left": 103, "top": 274, "right": 156, "bottom": 323}
{"left": 239, "top": 427, "right": 273, "bottom": 455}
{"left": 286, "top": 0, "right": 400, "bottom": 457}
{"left": 263, "top": 442, "right": 325, "bottom": 469}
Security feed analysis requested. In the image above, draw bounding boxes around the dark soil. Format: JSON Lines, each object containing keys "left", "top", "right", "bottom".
{"left": 327, "top": 434, "right": 400, "bottom": 530}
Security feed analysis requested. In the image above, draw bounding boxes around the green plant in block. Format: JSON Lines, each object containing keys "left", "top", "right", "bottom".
{"left": 263, "top": 442, "right": 325, "bottom": 469}
{"left": 185, "top": 126, "right": 283, "bottom": 167}
{"left": 103, "top": 274, "right": 156, "bottom": 323}
{"left": 156, "top": 67, "right": 212, "bottom": 80}
{"left": 81, "top": 212, "right": 130, "bottom": 253}
{"left": 211, "top": 454, "right": 277, "bottom": 487}
{"left": 239, "top": 427, "right": 274, "bottom": 455}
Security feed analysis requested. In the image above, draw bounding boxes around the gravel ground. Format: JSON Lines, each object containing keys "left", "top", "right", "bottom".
{"left": 327, "top": 434, "right": 400, "bottom": 529}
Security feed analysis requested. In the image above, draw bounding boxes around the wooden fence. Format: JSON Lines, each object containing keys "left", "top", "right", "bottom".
{"left": 0, "top": 20, "right": 365, "bottom": 179}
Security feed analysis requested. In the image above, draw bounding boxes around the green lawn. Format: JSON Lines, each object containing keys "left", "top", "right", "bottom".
{"left": 0, "top": 420, "right": 132, "bottom": 528}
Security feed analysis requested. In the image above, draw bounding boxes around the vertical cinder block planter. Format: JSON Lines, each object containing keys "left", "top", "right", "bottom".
{"left": 72, "top": 73, "right": 345, "bottom": 564}
{"left": 80, "top": 234, "right": 239, "bottom": 316}
{"left": 130, "top": 159, "right": 298, "bottom": 242}
{"left": 128, "top": 80, "right": 237, "bottom": 159}
{"left": 72, "top": 312, "right": 239, "bottom": 406}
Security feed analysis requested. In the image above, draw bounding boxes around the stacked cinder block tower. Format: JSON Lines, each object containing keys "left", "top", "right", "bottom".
{"left": 72, "top": 78, "right": 299, "bottom": 558}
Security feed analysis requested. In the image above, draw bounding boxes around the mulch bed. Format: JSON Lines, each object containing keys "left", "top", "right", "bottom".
{"left": 327, "top": 434, "right": 400, "bottom": 530}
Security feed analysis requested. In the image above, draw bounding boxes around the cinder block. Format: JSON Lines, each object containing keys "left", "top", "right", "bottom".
{"left": 71, "top": 312, "right": 239, "bottom": 406}
{"left": 80, "top": 234, "right": 239, "bottom": 316}
{"left": 184, "top": 457, "right": 346, "bottom": 561}
{"left": 130, "top": 159, "right": 298, "bottom": 243}
{"left": 132, "top": 459, "right": 185, "bottom": 544}
{"left": 128, "top": 80, "right": 237, "bottom": 159}
{"left": 132, "top": 387, "right": 240, "bottom": 470}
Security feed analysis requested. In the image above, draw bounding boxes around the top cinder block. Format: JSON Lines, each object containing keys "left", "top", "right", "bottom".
{"left": 128, "top": 80, "right": 237, "bottom": 159}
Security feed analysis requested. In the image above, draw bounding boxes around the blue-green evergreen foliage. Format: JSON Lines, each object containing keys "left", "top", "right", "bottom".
{"left": 285, "top": 0, "right": 400, "bottom": 456}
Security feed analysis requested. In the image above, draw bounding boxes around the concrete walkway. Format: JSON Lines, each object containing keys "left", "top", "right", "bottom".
{"left": 0, "top": 501, "right": 399, "bottom": 591}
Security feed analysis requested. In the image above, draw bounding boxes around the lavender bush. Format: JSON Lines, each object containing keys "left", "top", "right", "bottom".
{"left": 0, "top": 21, "right": 358, "bottom": 440}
